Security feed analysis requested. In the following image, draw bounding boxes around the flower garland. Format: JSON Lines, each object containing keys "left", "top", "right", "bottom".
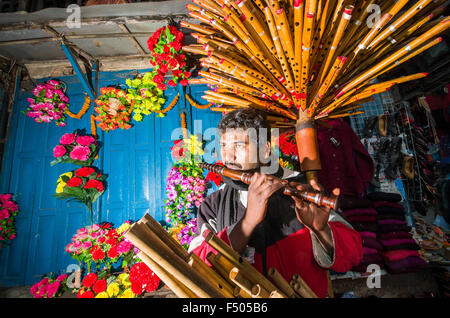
{"left": 0, "top": 194, "right": 19, "bottom": 249}
{"left": 30, "top": 274, "right": 69, "bottom": 298}
{"left": 147, "top": 25, "right": 191, "bottom": 91}
{"left": 51, "top": 131, "right": 98, "bottom": 167}
{"left": 94, "top": 87, "right": 133, "bottom": 132}
{"left": 23, "top": 79, "right": 70, "bottom": 127}
{"left": 54, "top": 167, "right": 107, "bottom": 222}
{"left": 65, "top": 221, "right": 136, "bottom": 273}
{"left": 164, "top": 135, "right": 206, "bottom": 228}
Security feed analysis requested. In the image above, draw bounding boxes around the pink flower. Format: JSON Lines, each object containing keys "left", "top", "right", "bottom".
{"left": 45, "top": 90, "right": 54, "bottom": 99}
{"left": 53, "top": 145, "right": 66, "bottom": 158}
{"left": 56, "top": 274, "right": 68, "bottom": 282}
{"left": 73, "top": 240, "right": 82, "bottom": 249}
{"left": 82, "top": 241, "right": 92, "bottom": 249}
{"left": 47, "top": 80, "right": 60, "bottom": 86}
{"left": 0, "top": 209, "right": 10, "bottom": 220}
{"left": 76, "top": 135, "right": 95, "bottom": 146}
{"left": 46, "top": 281, "right": 60, "bottom": 298}
{"left": 9, "top": 234, "right": 15, "bottom": 240}
{"left": 69, "top": 146, "right": 90, "bottom": 161}
{"left": 117, "top": 240, "right": 132, "bottom": 254}
{"left": 59, "top": 133, "right": 75, "bottom": 145}
{"left": 0, "top": 194, "right": 12, "bottom": 203}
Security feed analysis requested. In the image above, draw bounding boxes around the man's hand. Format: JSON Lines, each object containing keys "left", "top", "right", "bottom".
{"left": 229, "top": 172, "right": 286, "bottom": 253}
{"left": 288, "top": 179, "right": 340, "bottom": 256}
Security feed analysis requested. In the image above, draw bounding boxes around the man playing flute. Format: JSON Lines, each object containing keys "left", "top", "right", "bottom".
{"left": 188, "top": 108, "right": 363, "bottom": 298}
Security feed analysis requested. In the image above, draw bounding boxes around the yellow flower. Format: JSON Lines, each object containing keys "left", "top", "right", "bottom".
{"left": 119, "top": 288, "right": 135, "bottom": 298}
{"left": 95, "top": 292, "right": 108, "bottom": 298}
{"left": 56, "top": 183, "right": 66, "bottom": 194}
{"left": 57, "top": 172, "right": 72, "bottom": 184}
{"left": 117, "top": 223, "right": 131, "bottom": 235}
{"left": 184, "top": 135, "right": 203, "bottom": 156}
{"left": 133, "top": 113, "right": 143, "bottom": 121}
{"left": 106, "top": 282, "right": 120, "bottom": 297}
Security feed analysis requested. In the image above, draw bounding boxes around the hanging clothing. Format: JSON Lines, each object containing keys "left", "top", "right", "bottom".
{"left": 188, "top": 167, "right": 363, "bottom": 298}
{"left": 316, "top": 119, "right": 374, "bottom": 197}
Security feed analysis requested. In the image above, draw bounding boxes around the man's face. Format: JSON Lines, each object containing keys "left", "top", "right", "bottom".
{"left": 219, "top": 128, "right": 270, "bottom": 171}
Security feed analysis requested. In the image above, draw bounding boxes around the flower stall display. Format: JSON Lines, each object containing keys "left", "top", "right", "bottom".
{"left": 76, "top": 271, "right": 136, "bottom": 298}
{"left": 147, "top": 25, "right": 191, "bottom": 91}
{"left": 23, "top": 79, "right": 70, "bottom": 127}
{"left": 125, "top": 72, "right": 167, "bottom": 120}
{"left": 51, "top": 131, "right": 98, "bottom": 166}
{"left": 94, "top": 87, "right": 133, "bottom": 132}
{"left": 30, "top": 274, "right": 69, "bottom": 298}
{"left": 0, "top": 194, "right": 19, "bottom": 249}
{"left": 128, "top": 262, "right": 161, "bottom": 296}
{"left": 54, "top": 167, "right": 106, "bottom": 222}
{"left": 65, "top": 222, "right": 136, "bottom": 273}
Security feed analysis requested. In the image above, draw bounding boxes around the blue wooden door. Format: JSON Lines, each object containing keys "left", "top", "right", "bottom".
{"left": 0, "top": 71, "right": 223, "bottom": 286}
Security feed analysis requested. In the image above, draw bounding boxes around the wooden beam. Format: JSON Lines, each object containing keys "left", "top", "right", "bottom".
{"left": 116, "top": 23, "right": 147, "bottom": 55}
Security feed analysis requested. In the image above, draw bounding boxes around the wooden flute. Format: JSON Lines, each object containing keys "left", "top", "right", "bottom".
{"left": 198, "top": 162, "right": 338, "bottom": 210}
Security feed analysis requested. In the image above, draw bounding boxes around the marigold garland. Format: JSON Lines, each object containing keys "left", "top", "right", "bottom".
{"left": 65, "top": 94, "right": 91, "bottom": 119}
{"left": 94, "top": 87, "right": 133, "bottom": 132}
{"left": 154, "top": 92, "right": 179, "bottom": 115}
{"left": 185, "top": 94, "right": 212, "bottom": 110}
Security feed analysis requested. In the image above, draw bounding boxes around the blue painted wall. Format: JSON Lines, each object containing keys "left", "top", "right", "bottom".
{"left": 0, "top": 69, "right": 222, "bottom": 286}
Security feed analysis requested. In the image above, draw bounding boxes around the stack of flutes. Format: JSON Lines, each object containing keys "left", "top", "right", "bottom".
{"left": 182, "top": 0, "right": 448, "bottom": 123}
{"left": 181, "top": 0, "right": 449, "bottom": 174}
{"left": 124, "top": 213, "right": 318, "bottom": 298}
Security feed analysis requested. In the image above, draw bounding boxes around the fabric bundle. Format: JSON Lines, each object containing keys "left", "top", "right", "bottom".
{"left": 369, "top": 192, "right": 427, "bottom": 274}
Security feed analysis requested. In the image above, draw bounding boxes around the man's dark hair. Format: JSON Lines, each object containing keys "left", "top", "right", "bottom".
{"left": 217, "top": 108, "right": 270, "bottom": 144}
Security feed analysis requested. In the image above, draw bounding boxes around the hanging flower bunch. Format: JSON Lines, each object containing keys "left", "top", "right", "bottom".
{"left": 51, "top": 131, "right": 98, "bottom": 167}
{"left": 77, "top": 272, "right": 136, "bottom": 298}
{"left": 125, "top": 72, "right": 167, "bottom": 120}
{"left": 94, "top": 87, "right": 133, "bottom": 131}
{"left": 0, "top": 194, "right": 19, "bottom": 249}
{"left": 205, "top": 160, "right": 224, "bottom": 187}
{"left": 54, "top": 167, "right": 107, "bottom": 220}
{"left": 275, "top": 131, "right": 301, "bottom": 171}
{"left": 129, "top": 262, "right": 161, "bottom": 296}
{"left": 30, "top": 274, "right": 69, "bottom": 298}
{"left": 65, "top": 221, "right": 136, "bottom": 273}
{"left": 147, "top": 25, "right": 191, "bottom": 91}
{"left": 23, "top": 79, "right": 69, "bottom": 127}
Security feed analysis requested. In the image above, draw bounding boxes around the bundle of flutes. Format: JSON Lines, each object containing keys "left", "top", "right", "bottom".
{"left": 124, "top": 213, "right": 318, "bottom": 298}
{"left": 181, "top": 0, "right": 449, "bottom": 175}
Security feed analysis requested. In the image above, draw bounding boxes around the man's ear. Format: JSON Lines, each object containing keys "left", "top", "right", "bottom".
{"left": 264, "top": 140, "right": 271, "bottom": 159}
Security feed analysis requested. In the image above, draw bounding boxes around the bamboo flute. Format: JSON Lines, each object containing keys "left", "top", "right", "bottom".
{"left": 137, "top": 251, "right": 198, "bottom": 298}
{"left": 270, "top": 290, "right": 288, "bottom": 298}
{"left": 264, "top": 6, "right": 296, "bottom": 93}
{"left": 292, "top": 273, "right": 318, "bottom": 298}
{"left": 367, "top": 0, "right": 435, "bottom": 50}
{"left": 192, "top": 0, "right": 226, "bottom": 17}
{"left": 139, "top": 214, "right": 189, "bottom": 262}
{"left": 335, "top": 18, "right": 450, "bottom": 99}
{"left": 274, "top": 7, "right": 296, "bottom": 73}
{"left": 294, "top": 0, "right": 305, "bottom": 94}
{"left": 124, "top": 222, "right": 226, "bottom": 298}
{"left": 251, "top": 284, "right": 274, "bottom": 298}
{"left": 180, "top": 21, "right": 217, "bottom": 35}
{"left": 203, "top": 229, "right": 282, "bottom": 294}
{"left": 187, "top": 252, "right": 235, "bottom": 298}
{"left": 317, "top": 6, "right": 353, "bottom": 85}
{"left": 267, "top": 267, "right": 298, "bottom": 298}
{"left": 229, "top": 267, "right": 254, "bottom": 296}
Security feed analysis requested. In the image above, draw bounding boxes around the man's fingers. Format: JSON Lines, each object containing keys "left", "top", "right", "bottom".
{"left": 309, "top": 179, "right": 324, "bottom": 192}
{"left": 332, "top": 188, "right": 340, "bottom": 196}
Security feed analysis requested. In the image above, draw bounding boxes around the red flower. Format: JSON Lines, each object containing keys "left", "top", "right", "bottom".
{"left": 92, "top": 279, "right": 107, "bottom": 294}
{"left": 159, "top": 63, "right": 169, "bottom": 74}
{"left": 152, "top": 74, "right": 164, "bottom": 84}
{"left": 107, "top": 246, "right": 119, "bottom": 259}
{"left": 97, "top": 236, "right": 106, "bottom": 244}
{"left": 179, "top": 79, "right": 188, "bottom": 86}
{"left": 157, "top": 83, "right": 167, "bottom": 91}
{"left": 92, "top": 248, "right": 105, "bottom": 261}
{"left": 106, "top": 236, "right": 118, "bottom": 247}
{"left": 163, "top": 45, "right": 170, "bottom": 53}
{"left": 172, "top": 70, "right": 182, "bottom": 77}
{"left": 79, "top": 290, "right": 94, "bottom": 298}
{"left": 82, "top": 273, "right": 97, "bottom": 288}
{"left": 168, "top": 58, "right": 178, "bottom": 69}
{"left": 131, "top": 281, "right": 143, "bottom": 295}
{"left": 167, "top": 80, "right": 176, "bottom": 87}
{"left": 84, "top": 179, "right": 104, "bottom": 192}
{"left": 170, "top": 41, "right": 182, "bottom": 52}
{"left": 183, "top": 71, "right": 191, "bottom": 78}
{"left": 66, "top": 177, "right": 82, "bottom": 187}
{"left": 75, "top": 167, "right": 95, "bottom": 177}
